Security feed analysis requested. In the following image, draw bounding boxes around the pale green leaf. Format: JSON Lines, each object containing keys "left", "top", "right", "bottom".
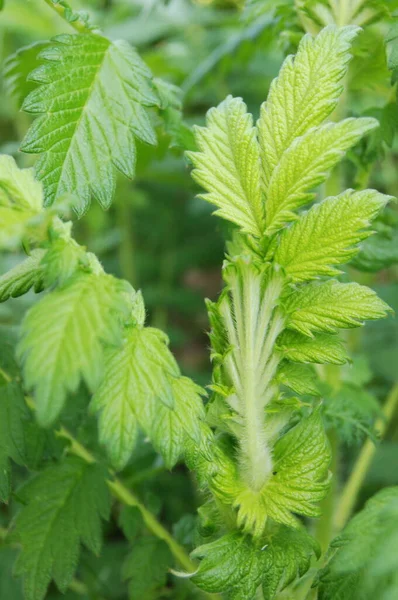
{"left": 91, "top": 325, "right": 177, "bottom": 470}
{"left": 42, "top": 220, "right": 86, "bottom": 287}
{"left": 265, "top": 118, "right": 377, "bottom": 233}
{"left": 0, "top": 155, "right": 43, "bottom": 249}
{"left": 91, "top": 326, "right": 205, "bottom": 470}
{"left": 148, "top": 376, "right": 206, "bottom": 469}
{"left": 258, "top": 25, "right": 359, "bottom": 197}
{"left": 284, "top": 281, "right": 391, "bottom": 336}
{"left": 316, "top": 487, "right": 398, "bottom": 600}
{"left": 192, "top": 526, "right": 319, "bottom": 600}
{"left": 278, "top": 331, "right": 349, "bottom": 365}
{"left": 276, "top": 362, "right": 319, "bottom": 396}
{"left": 13, "top": 457, "right": 110, "bottom": 600}
{"left": 21, "top": 34, "right": 159, "bottom": 214}
{"left": 18, "top": 273, "right": 131, "bottom": 426}
{"left": 275, "top": 190, "right": 390, "bottom": 283}
{"left": 0, "top": 250, "right": 45, "bottom": 302}
{"left": 187, "top": 95, "right": 264, "bottom": 236}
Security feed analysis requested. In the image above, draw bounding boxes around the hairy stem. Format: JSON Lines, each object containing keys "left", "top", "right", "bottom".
{"left": 56, "top": 427, "right": 195, "bottom": 571}
{"left": 226, "top": 268, "right": 284, "bottom": 491}
{"left": 334, "top": 383, "right": 398, "bottom": 531}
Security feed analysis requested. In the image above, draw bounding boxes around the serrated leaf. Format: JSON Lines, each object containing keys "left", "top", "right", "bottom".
{"left": 21, "top": 34, "right": 159, "bottom": 214}
{"left": 192, "top": 526, "right": 319, "bottom": 600}
{"left": 258, "top": 25, "right": 359, "bottom": 199}
{"left": 0, "top": 155, "right": 43, "bottom": 249}
{"left": 284, "top": 281, "right": 391, "bottom": 336}
{"left": 91, "top": 325, "right": 177, "bottom": 470}
{"left": 264, "top": 118, "right": 377, "bottom": 233}
{"left": 122, "top": 536, "right": 171, "bottom": 600}
{"left": 276, "top": 362, "right": 319, "bottom": 396}
{"left": 148, "top": 376, "right": 206, "bottom": 469}
{"left": 13, "top": 457, "right": 110, "bottom": 600}
{"left": 275, "top": 190, "right": 390, "bottom": 283}
{"left": 91, "top": 326, "right": 205, "bottom": 470}
{"left": 316, "top": 487, "right": 398, "bottom": 600}
{"left": 18, "top": 273, "right": 131, "bottom": 426}
{"left": 278, "top": 331, "right": 349, "bottom": 365}
{"left": 191, "top": 532, "right": 265, "bottom": 599}
{"left": 187, "top": 95, "right": 264, "bottom": 236}
{"left": 0, "top": 250, "right": 45, "bottom": 302}
{"left": 234, "top": 410, "right": 331, "bottom": 531}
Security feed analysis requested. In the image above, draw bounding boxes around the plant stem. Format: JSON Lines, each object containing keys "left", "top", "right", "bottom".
{"left": 334, "top": 383, "right": 398, "bottom": 531}
{"left": 56, "top": 427, "right": 195, "bottom": 572}
{"left": 108, "top": 479, "right": 195, "bottom": 572}
{"left": 42, "top": 0, "right": 99, "bottom": 34}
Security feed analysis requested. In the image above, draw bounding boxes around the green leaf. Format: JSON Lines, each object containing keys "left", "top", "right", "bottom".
{"left": 187, "top": 95, "right": 264, "bottom": 236}
{"left": 316, "top": 487, "right": 398, "bottom": 600}
{"left": 278, "top": 331, "right": 349, "bottom": 365}
{"left": 258, "top": 25, "right": 359, "bottom": 205}
{"left": 122, "top": 536, "right": 171, "bottom": 600}
{"left": 234, "top": 410, "right": 331, "bottom": 531}
{"left": 21, "top": 34, "right": 159, "bottom": 214}
{"left": 192, "top": 526, "right": 319, "bottom": 600}
{"left": 42, "top": 220, "right": 87, "bottom": 287}
{"left": 275, "top": 189, "right": 390, "bottom": 283}
{"left": 276, "top": 362, "right": 319, "bottom": 396}
{"left": 0, "top": 155, "right": 43, "bottom": 249}
{"left": 148, "top": 376, "right": 206, "bottom": 469}
{"left": 91, "top": 326, "right": 205, "bottom": 470}
{"left": 0, "top": 382, "right": 27, "bottom": 502}
{"left": 264, "top": 118, "right": 377, "bottom": 233}
{"left": 13, "top": 456, "right": 110, "bottom": 600}
{"left": 0, "top": 250, "right": 45, "bottom": 302}
{"left": 324, "top": 384, "right": 380, "bottom": 445}
{"left": 91, "top": 325, "right": 177, "bottom": 470}
{"left": 4, "top": 42, "right": 49, "bottom": 107}
{"left": 18, "top": 273, "right": 131, "bottom": 426}
{"left": 192, "top": 532, "right": 265, "bottom": 599}
{"left": 284, "top": 281, "right": 391, "bottom": 337}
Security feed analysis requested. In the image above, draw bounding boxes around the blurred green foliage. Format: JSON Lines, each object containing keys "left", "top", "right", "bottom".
{"left": 0, "top": 1, "right": 397, "bottom": 598}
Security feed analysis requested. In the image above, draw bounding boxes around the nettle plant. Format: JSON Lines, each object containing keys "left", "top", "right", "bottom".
{"left": 0, "top": 4, "right": 397, "bottom": 600}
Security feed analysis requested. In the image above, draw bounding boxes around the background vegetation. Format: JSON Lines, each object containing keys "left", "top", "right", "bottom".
{"left": 0, "top": 1, "right": 397, "bottom": 598}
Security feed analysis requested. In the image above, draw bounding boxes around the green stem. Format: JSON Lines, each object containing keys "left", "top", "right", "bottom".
{"left": 334, "top": 383, "right": 398, "bottom": 531}
{"left": 56, "top": 427, "right": 195, "bottom": 572}
{"left": 108, "top": 479, "right": 195, "bottom": 572}
{"left": 42, "top": 0, "right": 99, "bottom": 34}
